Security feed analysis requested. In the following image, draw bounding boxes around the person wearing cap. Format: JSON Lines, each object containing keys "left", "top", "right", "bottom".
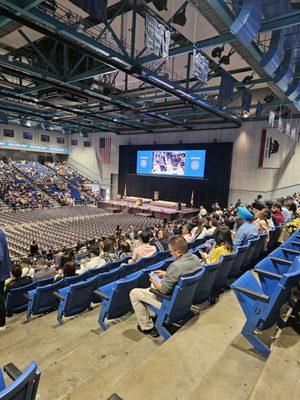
{"left": 234, "top": 206, "right": 258, "bottom": 247}
{"left": 80, "top": 246, "right": 106, "bottom": 274}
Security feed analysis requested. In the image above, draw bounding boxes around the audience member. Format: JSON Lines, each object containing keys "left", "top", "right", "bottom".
{"left": 182, "top": 224, "right": 194, "bottom": 243}
{"left": 130, "top": 231, "right": 157, "bottom": 263}
{"left": 4, "top": 264, "right": 32, "bottom": 296}
{"left": 81, "top": 246, "right": 105, "bottom": 273}
{"left": 34, "top": 259, "right": 56, "bottom": 280}
{"left": 55, "top": 261, "right": 77, "bottom": 280}
{"left": 152, "top": 228, "right": 168, "bottom": 252}
{"left": 191, "top": 218, "right": 207, "bottom": 240}
{"left": 271, "top": 203, "right": 285, "bottom": 226}
{"left": 200, "top": 226, "right": 234, "bottom": 264}
{"left": 234, "top": 206, "right": 258, "bottom": 246}
{"left": 0, "top": 229, "right": 11, "bottom": 331}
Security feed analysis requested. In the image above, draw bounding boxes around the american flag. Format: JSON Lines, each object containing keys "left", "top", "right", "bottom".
{"left": 98, "top": 137, "right": 111, "bottom": 164}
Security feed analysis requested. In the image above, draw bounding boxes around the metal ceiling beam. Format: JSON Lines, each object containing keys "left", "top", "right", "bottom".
{"left": 0, "top": 1, "right": 240, "bottom": 126}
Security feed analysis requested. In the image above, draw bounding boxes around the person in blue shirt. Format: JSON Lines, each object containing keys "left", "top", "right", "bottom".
{"left": 0, "top": 229, "right": 11, "bottom": 330}
{"left": 234, "top": 207, "right": 259, "bottom": 247}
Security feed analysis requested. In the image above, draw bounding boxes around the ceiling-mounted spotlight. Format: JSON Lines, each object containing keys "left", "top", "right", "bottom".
{"left": 172, "top": 5, "right": 187, "bottom": 26}
{"left": 211, "top": 43, "right": 225, "bottom": 59}
{"left": 242, "top": 72, "right": 254, "bottom": 84}
{"left": 20, "top": 118, "right": 31, "bottom": 127}
{"left": 218, "top": 49, "right": 235, "bottom": 65}
{"left": 77, "top": 19, "right": 85, "bottom": 33}
{"left": 152, "top": 0, "right": 168, "bottom": 11}
{"left": 90, "top": 82, "right": 98, "bottom": 90}
{"left": 264, "top": 93, "right": 275, "bottom": 103}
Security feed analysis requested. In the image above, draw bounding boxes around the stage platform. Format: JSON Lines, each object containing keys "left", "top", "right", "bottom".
{"left": 98, "top": 200, "right": 199, "bottom": 221}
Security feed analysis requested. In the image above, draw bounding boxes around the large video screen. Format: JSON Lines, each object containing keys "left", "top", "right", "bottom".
{"left": 136, "top": 149, "right": 206, "bottom": 178}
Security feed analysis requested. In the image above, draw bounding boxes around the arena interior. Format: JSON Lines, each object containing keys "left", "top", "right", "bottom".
{"left": 0, "top": 1, "right": 300, "bottom": 399}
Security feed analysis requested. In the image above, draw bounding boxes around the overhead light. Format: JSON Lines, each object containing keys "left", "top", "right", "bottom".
{"left": 113, "top": 118, "right": 117, "bottom": 122}
{"left": 242, "top": 72, "right": 254, "bottom": 84}
{"left": 172, "top": 5, "right": 187, "bottom": 26}
{"left": 152, "top": 0, "right": 168, "bottom": 11}
{"left": 20, "top": 118, "right": 31, "bottom": 127}
{"left": 218, "top": 49, "right": 235, "bottom": 66}
{"left": 211, "top": 44, "right": 225, "bottom": 59}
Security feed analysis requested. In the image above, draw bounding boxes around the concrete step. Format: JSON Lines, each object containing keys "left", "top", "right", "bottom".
{"left": 106, "top": 290, "right": 245, "bottom": 400}
{"left": 249, "top": 326, "right": 300, "bottom": 400}
{"left": 66, "top": 335, "right": 162, "bottom": 400}
{"left": 36, "top": 314, "right": 152, "bottom": 400}
{"left": 189, "top": 335, "right": 266, "bottom": 400}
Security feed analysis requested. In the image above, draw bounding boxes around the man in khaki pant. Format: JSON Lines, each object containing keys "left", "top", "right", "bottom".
{"left": 130, "top": 235, "right": 202, "bottom": 338}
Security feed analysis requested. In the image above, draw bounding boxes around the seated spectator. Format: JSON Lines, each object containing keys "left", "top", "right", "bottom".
{"left": 100, "top": 239, "right": 119, "bottom": 263}
{"left": 234, "top": 207, "right": 258, "bottom": 247}
{"left": 200, "top": 225, "right": 234, "bottom": 264}
{"left": 30, "top": 240, "right": 39, "bottom": 257}
{"left": 264, "top": 209, "right": 275, "bottom": 229}
{"left": 191, "top": 218, "right": 207, "bottom": 240}
{"left": 130, "top": 231, "right": 157, "bottom": 263}
{"left": 118, "top": 241, "right": 132, "bottom": 259}
{"left": 271, "top": 203, "right": 285, "bottom": 225}
{"left": 254, "top": 209, "right": 270, "bottom": 234}
{"left": 182, "top": 224, "right": 194, "bottom": 243}
{"left": 152, "top": 228, "right": 168, "bottom": 252}
{"left": 205, "top": 217, "right": 218, "bottom": 236}
{"left": 198, "top": 205, "right": 208, "bottom": 217}
{"left": 81, "top": 246, "right": 106, "bottom": 273}
{"left": 129, "top": 236, "right": 201, "bottom": 337}
{"left": 252, "top": 194, "right": 264, "bottom": 210}
{"left": 20, "top": 258, "right": 35, "bottom": 278}
{"left": 55, "top": 261, "right": 77, "bottom": 280}
{"left": 34, "top": 259, "right": 56, "bottom": 280}
{"left": 4, "top": 264, "right": 32, "bottom": 296}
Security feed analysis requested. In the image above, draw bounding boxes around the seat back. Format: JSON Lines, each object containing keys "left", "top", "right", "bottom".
{"left": 267, "top": 226, "right": 281, "bottom": 251}
{"left": 282, "top": 240, "right": 300, "bottom": 251}
{"left": 255, "top": 256, "right": 292, "bottom": 276}
{"left": 228, "top": 244, "right": 249, "bottom": 278}
{"left": 119, "top": 263, "right": 139, "bottom": 279}
{"left": 271, "top": 246, "right": 300, "bottom": 262}
{"left": 139, "top": 261, "right": 166, "bottom": 288}
{"left": 63, "top": 273, "right": 87, "bottom": 287}
{"left": 31, "top": 280, "right": 64, "bottom": 315}
{"left": 213, "top": 251, "right": 238, "bottom": 290}
{"left": 62, "top": 278, "right": 96, "bottom": 317}
{"left": 166, "top": 268, "right": 205, "bottom": 324}
{"left": 6, "top": 282, "right": 36, "bottom": 315}
{"left": 252, "top": 232, "right": 268, "bottom": 261}
{"left": 242, "top": 237, "right": 259, "bottom": 269}
{"left": 86, "top": 266, "right": 109, "bottom": 278}
{"left": 35, "top": 276, "right": 54, "bottom": 287}
{"left": 106, "top": 274, "right": 142, "bottom": 319}
{"left": 107, "top": 257, "right": 130, "bottom": 270}
{"left": 139, "top": 253, "right": 160, "bottom": 268}
{"left": 0, "top": 361, "right": 40, "bottom": 400}
{"left": 156, "top": 250, "right": 171, "bottom": 261}
{"left": 193, "top": 258, "right": 223, "bottom": 304}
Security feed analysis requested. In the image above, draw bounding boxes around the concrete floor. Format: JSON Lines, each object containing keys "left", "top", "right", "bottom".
{"left": 0, "top": 290, "right": 298, "bottom": 400}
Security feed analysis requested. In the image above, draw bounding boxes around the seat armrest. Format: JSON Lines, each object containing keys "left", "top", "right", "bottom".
{"left": 270, "top": 257, "right": 292, "bottom": 265}
{"left": 23, "top": 293, "right": 32, "bottom": 301}
{"left": 3, "top": 363, "right": 22, "bottom": 381}
{"left": 282, "top": 247, "right": 300, "bottom": 255}
{"left": 149, "top": 288, "right": 171, "bottom": 300}
{"left": 254, "top": 268, "right": 282, "bottom": 279}
{"left": 235, "top": 286, "right": 269, "bottom": 302}
{"left": 53, "top": 291, "right": 65, "bottom": 301}
{"left": 93, "top": 289, "right": 110, "bottom": 301}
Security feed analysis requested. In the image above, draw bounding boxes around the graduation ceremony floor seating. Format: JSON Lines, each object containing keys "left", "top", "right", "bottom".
{"left": 0, "top": 361, "right": 40, "bottom": 400}
{"left": 231, "top": 254, "right": 300, "bottom": 358}
{"left": 54, "top": 277, "right": 97, "bottom": 325}
{"left": 144, "top": 268, "right": 205, "bottom": 340}
{"left": 96, "top": 271, "right": 144, "bottom": 330}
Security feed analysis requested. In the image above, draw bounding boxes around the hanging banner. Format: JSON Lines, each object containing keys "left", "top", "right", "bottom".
{"left": 278, "top": 116, "right": 283, "bottom": 132}
{"left": 145, "top": 12, "right": 171, "bottom": 58}
{"left": 255, "top": 101, "right": 263, "bottom": 118}
{"left": 285, "top": 121, "right": 291, "bottom": 135}
{"left": 192, "top": 50, "right": 209, "bottom": 83}
{"left": 268, "top": 110, "right": 275, "bottom": 127}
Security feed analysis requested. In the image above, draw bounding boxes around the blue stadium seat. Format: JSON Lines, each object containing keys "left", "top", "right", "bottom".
{"left": 119, "top": 263, "right": 140, "bottom": 279}
{"left": 92, "top": 268, "right": 121, "bottom": 303}
{"left": 241, "top": 237, "right": 259, "bottom": 270}
{"left": 155, "top": 250, "right": 171, "bottom": 261}
{"left": 35, "top": 276, "right": 54, "bottom": 287}
{"left": 63, "top": 272, "right": 88, "bottom": 287}
{"left": 96, "top": 273, "right": 143, "bottom": 330}
{"left": 139, "top": 261, "right": 166, "bottom": 288}
{"left": 228, "top": 243, "right": 249, "bottom": 278}
{"left": 139, "top": 254, "right": 160, "bottom": 268}
{"left": 25, "top": 279, "right": 64, "bottom": 322}
{"left": 267, "top": 226, "right": 282, "bottom": 251}
{"left": 55, "top": 277, "right": 96, "bottom": 325}
{"left": 252, "top": 232, "right": 268, "bottom": 262}
{"left": 231, "top": 256, "right": 300, "bottom": 357}
{"left": 5, "top": 282, "right": 37, "bottom": 316}
{"left": 0, "top": 361, "right": 40, "bottom": 400}
{"left": 145, "top": 268, "right": 205, "bottom": 339}
{"left": 270, "top": 246, "right": 300, "bottom": 262}
{"left": 213, "top": 250, "right": 238, "bottom": 292}
{"left": 282, "top": 240, "right": 300, "bottom": 251}
{"left": 193, "top": 259, "right": 222, "bottom": 305}
{"left": 255, "top": 255, "right": 293, "bottom": 276}
{"left": 107, "top": 257, "right": 131, "bottom": 270}
{"left": 86, "top": 265, "right": 110, "bottom": 278}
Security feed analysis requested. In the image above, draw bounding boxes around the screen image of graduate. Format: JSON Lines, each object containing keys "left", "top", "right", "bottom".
{"left": 151, "top": 151, "right": 186, "bottom": 175}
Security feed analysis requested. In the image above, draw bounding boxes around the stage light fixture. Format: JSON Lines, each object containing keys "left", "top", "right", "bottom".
{"left": 218, "top": 49, "right": 235, "bottom": 66}
{"left": 242, "top": 72, "right": 254, "bottom": 84}
{"left": 211, "top": 43, "right": 225, "bottom": 59}
{"left": 152, "top": 0, "right": 168, "bottom": 11}
{"left": 172, "top": 5, "right": 187, "bottom": 26}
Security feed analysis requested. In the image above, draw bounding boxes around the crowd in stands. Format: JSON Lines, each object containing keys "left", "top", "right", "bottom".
{"left": 0, "top": 159, "right": 99, "bottom": 209}
{"left": 0, "top": 191, "right": 299, "bottom": 333}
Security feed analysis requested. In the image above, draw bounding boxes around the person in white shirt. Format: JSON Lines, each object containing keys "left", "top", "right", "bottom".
{"left": 20, "top": 258, "right": 35, "bottom": 278}
{"left": 198, "top": 205, "right": 207, "bottom": 217}
{"left": 182, "top": 224, "right": 194, "bottom": 243}
{"left": 81, "top": 246, "right": 106, "bottom": 274}
{"left": 191, "top": 218, "right": 207, "bottom": 240}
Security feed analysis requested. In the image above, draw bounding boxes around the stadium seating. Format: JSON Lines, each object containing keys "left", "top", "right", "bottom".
{"left": 228, "top": 243, "right": 249, "bottom": 278}
{"left": 212, "top": 250, "right": 238, "bottom": 292}
{"left": 0, "top": 361, "right": 40, "bottom": 400}
{"left": 25, "top": 280, "right": 64, "bottom": 321}
{"left": 231, "top": 256, "right": 300, "bottom": 357}
{"left": 241, "top": 236, "right": 260, "bottom": 271}
{"left": 5, "top": 282, "right": 37, "bottom": 316}
{"left": 54, "top": 277, "right": 97, "bottom": 325}
{"left": 145, "top": 268, "right": 205, "bottom": 339}
{"left": 193, "top": 258, "right": 223, "bottom": 305}
{"left": 96, "top": 272, "right": 144, "bottom": 330}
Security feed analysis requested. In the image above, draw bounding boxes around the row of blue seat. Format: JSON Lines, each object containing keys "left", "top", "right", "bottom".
{"left": 231, "top": 229, "right": 300, "bottom": 357}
